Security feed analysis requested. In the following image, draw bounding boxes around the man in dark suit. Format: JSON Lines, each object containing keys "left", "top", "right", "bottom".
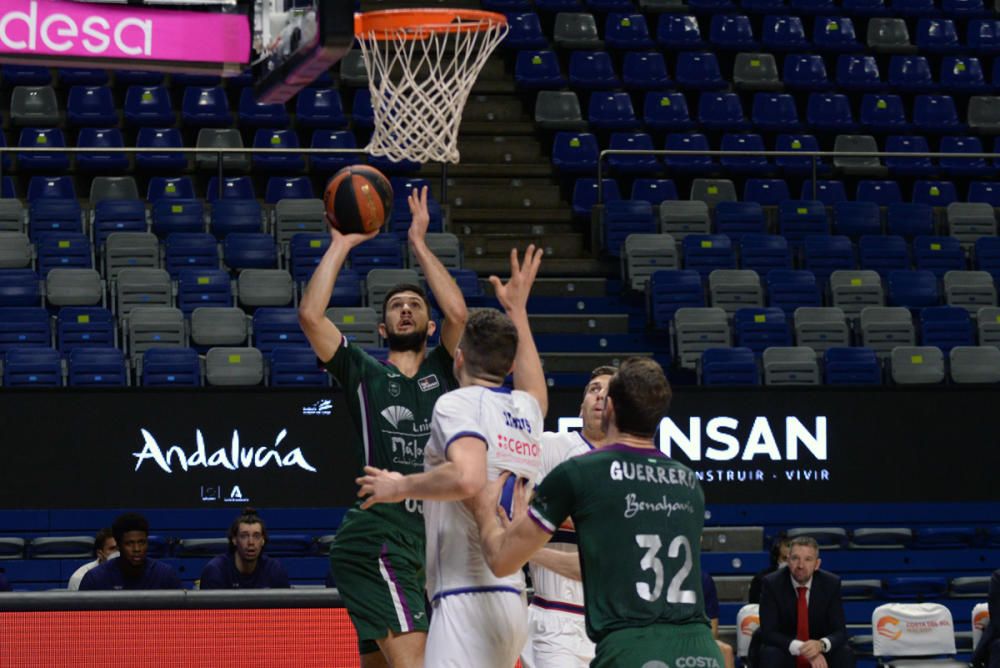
{"left": 972, "top": 568, "right": 1000, "bottom": 668}
{"left": 757, "top": 536, "right": 854, "bottom": 668}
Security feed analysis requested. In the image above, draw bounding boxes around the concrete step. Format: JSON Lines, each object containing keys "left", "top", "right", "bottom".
{"left": 455, "top": 136, "right": 544, "bottom": 163}
{"left": 454, "top": 221, "right": 577, "bottom": 234}
{"left": 462, "top": 96, "right": 529, "bottom": 123}
{"left": 447, "top": 183, "right": 563, "bottom": 209}
{"left": 529, "top": 314, "right": 630, "bottom": 335}
{"left": 541, "top": 352, "right": 653, "bottom": 373}
{"left": 432, "top": 163, "right": 555, "bottom": 178}
{"left": 467, "top": 256, "right": 609, "bottom": 277}
{"left": 461, "top": 233, "right": 585, "bottom": 258}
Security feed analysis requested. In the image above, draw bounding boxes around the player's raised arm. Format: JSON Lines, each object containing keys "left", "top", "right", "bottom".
{"left": 489, "top": 246, "right": 548, "bottom": 416}
{"left": 407, "top": 186, "right": 468, "bottom": 356}
{"left": 298, "top": 223, "right": 379, "bottom": 362}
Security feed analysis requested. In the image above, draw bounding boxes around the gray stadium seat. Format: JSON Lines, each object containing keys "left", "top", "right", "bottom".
{"left": 177, "top": 537, "right": 229, "bottom": 557}
{"left": 762, "top": 347, "right": 820, "bottom": 385}
{"left": 127, "top": 306, "right": 187, "bottom": 360}
{"left": 553, "top": 13, "right": 603, "bottom": 49}
{"left": 11, "top": 86, "right": 60, "bottom": 126}
{"left": 327, "top": 307, "right": 380, "bottom": 348}
{"left": 793, "top": 307, "right": 850, "bottom": 354}
{"left": 418, "top": 233, "right": 462, "bottom": 272}
{"left": 205, "top": 347, "right": 264, "bottom": 386}
{"left": 943, "top": 271, "right": 996, "bottom": 313}
{"left": 833, "top": 135, "right": 886, "bottom": 177}
{"left": 29, "top": 536, "right": 93, "bottom": 559}
{"left": 867, "top": 18, "right": 914, "bottom": 53}
{"left": 104, "top": 232, "right": 159, "bottom": 282}
{"left": 733, "top": 53, "right": 781, "bottom": 91}
{"left": 191, "top": 307, "right": 249, "bottom": 348}
{"left": 237, "top": 269, "right": 294, "bottom": 308}
{"left": 890, "top": 346, "right": 945, "bottom": 384}
{"left": 0, "top": 199, "right": 25, "bottom": 233}
{"left": 535, "top": 91, "right": 586, "bottom": 131}
{"left": 949, "top": 346, "right": 1000, "bottom": 383}
{"left": 860, "top": 306, "right": 915, "bottom": 358}
{"left": 623, "top": 233, "right": 678, "bottom": 291}
{"left": 709, "top": 269, "right": 763, "bottom": 315}
{"left": 850, "top": 528, "right": 913, "bottom": 549}
{"left": 274, "top": 199, "right": 327, "bottom": 246}
{"left": 702, "top": 526, "right": 764, "bottom": 552}
{"left": 45, "top": 268, "right": 103, "bottom": 307}
{"left": 830, "top": 270, "right": 885, "bottom": 319}
{"left": 946, "top": 202, "right": 996, "bottom": 249}
{"left": 338, "top": 49, "right": 369, "bottom": 86}
{"left": 90, "top": 176, "right": 139, "bottom": 203}
{"left": 968, "top": 96, "right": 1000, "bottom": 133}
{"left": 787, "top": 527, "right": 848, "bottom": 549}
{"left": 673, "top": 307, "right": 730, "bottom": 370}
{"left": 366, "top": 268, "right": 420, "bottom": 317}
{"left": 977, "top": 307, "right": 1000, "bottom": 348}
{"left": 660, "top": 200, "right": 711, "bottom": 241}
{"left": 690, "top": 179, "right": 738, "bottom": 209}
{"left": 0, "top": 537, "right": 26, "bottom": 559}
{"left": 0, "top": 232, "right": 32, "bottom": 268}
{"left": 196, "top": 128, "right": 250, "bottom": 171}
{"left": 115, "top": 268, "right": 172, "bottom": 317}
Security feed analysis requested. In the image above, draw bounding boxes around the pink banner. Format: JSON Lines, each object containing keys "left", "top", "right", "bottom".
{"left": 0, "top": 0, "right": 249, "bottom": 64}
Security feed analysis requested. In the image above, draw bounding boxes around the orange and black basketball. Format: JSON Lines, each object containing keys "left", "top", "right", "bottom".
{"left": 323, "top": 165, "right": 393, "bottom": 235}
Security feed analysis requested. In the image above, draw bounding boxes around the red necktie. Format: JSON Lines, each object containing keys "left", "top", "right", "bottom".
{"left": 796, "top": 586, "right": 810, "bottom": 668}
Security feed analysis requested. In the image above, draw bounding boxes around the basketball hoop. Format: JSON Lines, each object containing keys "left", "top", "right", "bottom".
{"left": 353, "top": 9, "right": 509, "bottom": 164}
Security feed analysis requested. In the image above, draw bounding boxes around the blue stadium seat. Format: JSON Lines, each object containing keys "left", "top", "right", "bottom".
{"left": 224, "top": 234, "right": 279, "bottom": 270}
{"left": 253, "top": 308, "right": 309, "bottom": 354}
{"left": 447, "top": 269, "right": 484, "bottom": 301}
{"left": 920, "top": 305, "right": 974, "bottom": 352}
{"left": 148, "top": 177, "right": 195, "bottom": 202}
{"left": 607, "top": 133, "right": 659, "bottom": 174}
{"left": 351, "top": 89, "right": 375, "bottom": 130}
{"left": 164, "top": 233, "right": 219, "bottom": 277}
{"left": 572, "top": 179, "right": 621, "bottom": 219}
{"left": 859, "top": 234, "right": 910, "bottom": 277}
{"left": 552, "top": 132, "right": 600, "bottom": 174}
{"left": 349, "top": 235, "right": 404, "bottom": 274}
{"left": 767, "top": 269, "right": 822, "bottom": 315}
{"left": 172, "top": 72, "right": 222, "bottom": 86}
{"left": 135, "top": 128, "right": 187, "bottom": 172}
{"left": 886, "top": 203, "right": 935, "bottom": 239}
{"left": 643, "top": 92, "right": 695, "bottom": 131}
{"left": 860, "top": 93, "right": 909, "bottom": 132}
{"left": 603, "top": 200, "right": 657, "bottom": 256}
{"left": 939, "top": 56, "right": 989, "bottom": 92}
{"left": 762, "top": 15, "right": 809, "bottom": 51}
{"left": 206, "top": 177, "right": 255, "bottom": 203}
{"left": 4, "top": 348, "right": 62, "bottom": 387}
{"left": 783, "top": 54, "right": 831, "bottom": 91}
{"left": 683, "top": 235, "right": 736, "bottom": 277}
{"left": 484, "top": 0, "right": 533, "bottom": 11}
{"left": 369, "top": 155, "right": 420, "bottom": 176}
{"left": 806, "top": 92, "right": 856, "bottom": 132}
{"left": 176, "top": 269, "right": 233, "bottom": 314}
{"left": 505, "top": 13, "right": 548, "bottom": 49}
{"left": 536, "top": 0, "right": 581, "bottom": 11}
{"left": 939, "top": 136, "right": 992, "bottom": 176}
{"left": 36, "top": 233, "right": 92, "bottom": 275}
{"left": 181, "top": 87, "right": 231, "bottom": 128}
{"left": 675, "top": 52, "right": 726, "bottom": 90}
{"left": 60, "top": 68, "right": 109, "bottom": 86}
{"left": 76, "top": 128, "right": 129, "bottom": 173}
{"left": 884, "top": 576, "right": 949, "bottom": 598}
{"left": 270, "top": 347, "right": 329, "bottom": 387}
{"left": 588, "top": 92, "right": 640, "bottom": 129}
{"left": 605, "top": 14, "right": 655, "bottom": 50}
{"left": 837, "top": 55, "right": 881, "bottom": 91}
{"left": 974, "top": 237, "right": 1000, "bottom": 279}
{"left": 123, "top": 86, "right": 174, "bottom": 127}
{"left": 701, "top": 347, "right": 759, "bottom": 385}
{"left": 791, "top": 0, "right": 835, "bottom": 13}
{"left": 631, "top": 179, "right": 678, "bottom": 207}
{"left": 152, "top": 199, "right": 205, "bottom": 238}
{"left": 253, "top": 130, "right": 305, "bottom": 172}
{"left": 310, "top": 130, "right": 360, "bottom": 174}
{"left": 2, "top": 65, "right": 51, "bottom": 86}
{"left": 56, "top": 308, "right": 115, "bottom": 352}
{"left": 856, "top": 180, "right": 903, "bottom": 206}
{"left": 814, "top": 17, "right": 860, "bottom": 52}
{"left": 68, "top": 348, "right": 127, "bottom": 387}
{"left": 657, "top": 15, "right": 703, "bottom": 50}
{"left": 116, "top": 71, "right": 164, "bottom": 86}
{"left": 912, "top": 180, "right": 958, "bottom": 207}
{"left": 266, "top": 177, "right": 314, "bottom": 203}
{"left": 885, "top": 135, "right": 935, "bottom": 176}
{"left": 296, "top": 88, "right": 348, "bottom": 129}
{"left": 664, "top": 133, "right": 715, "bottom": 174}
{"left": 238, "top": 88, "right": 289, "bottom": 129}
{"left": 330, "top": 268, "right": 363, "bottom": 307}
{"left": 824, "top": 347, "right": 882, "bottom": 384}
{"left": 716, "top": 202, "right": 767, "bottom": 241}
{"left": 887, "top": 269, "right": 940, "bottom": 307}
{"left": 913, "top": 236, "right": 965, "bottom": 277}
{"left": 569, "top": 51, "right": 620, "bottom": 90}
{"left": 587, "top": 0, "right": 633, "bottom": 11}
{"left": 93, "top": 201, "right": 146, "bottom": 247}
{"left": 647, "top": 270, "right": 705, "bottom": 329}
{"left": 803, "top": 235, "right": 856, "bottom": 281}
{"left": 734, "top": 307, "right": 791, "bottom": 355}
{"left": 622, "top": 52, "right": 671, "bottom": 90}
{"left": 916, "top": 18, "right": 961, "bottom": 53}
{"left": 687, "top": 0, "right": 737, "bottom": 10}
{"left": 289, "top": 234, "right": 330, "bottom": 284}
{"left": 968, "top": 19, "right": 1000, "bottom": 52}
{"left": 779, "top": 201, "right": 829, "bottom": 248}
{"left": 891, "top": 0, "right": 937, "bottom": 15}
{"left": 753, "top": 95, "right": 802, "bottom": 132}
{"left": 968, "top": 181, "right": 1000, "bottom": 207}
{"left": 710, "top": 15, "right": 757, "bottom": 50}
{"left": 801, "top": 180, "right": 847, "bottom": 205}
{"left": 888, "top": 55, "right": 936, "bottom": 93}
{"left": 740, "top": 233, "right": 792, "bottom": 275}
{"left": 66, "top": 86, "right": 116, "bottom": 127}
{"left": 913, "top": 94, "right": 963, "bottom": 133}
{"left": 943, "top": 0, "right": 990, "bottom": 15}
{"left": 142, "top": 348, "right": 202, "bottom": 386}
{"left": 744, "top": 178, "right": 791, "bottom": 206}
{"left": 210, "top": 199, "right": 262, "bottom": 238}
{"left": 516, "top": 51, "right": 566, "bottom": 89}
{"left": 743, "top": 0, "right": 785, "bottom": 11}
{"left": 27, "top": 176, "right": 75, "bottom": 202}
{"left": 29, "top": 200, "right": 83, "bottom": 241}
{"left": 698, "top": 92, "right": 749, "bottom": 130}
{"left": 913, "top": 526, "right": 977, "bottom": 548}
{"left": 0, "top": 307, "right": 51, "bottom": 353}
{"left": 834, "top": 201, "right": 881, "bottom": 239}
{"left": 17, "top": 128, "right": 69, "bottom": 171}
{"left": 720, "top": 134, "right": 769, "bottom": 174}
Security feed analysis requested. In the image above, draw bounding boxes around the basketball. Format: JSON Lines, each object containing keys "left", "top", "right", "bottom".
{"left": 323, "top": 165, "right": 393, "bottom": 235}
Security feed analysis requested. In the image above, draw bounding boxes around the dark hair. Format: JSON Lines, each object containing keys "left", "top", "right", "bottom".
{"left": 459, "top": 309, "right": 518, "bottom": 382}
{"left": 769, "top": 533, "right": 790, "bottom": 567}
{"left": 789, "top": 536, "right": 820, "bottom": 553}
{"left": 382, "top": 283, "right": 430, "bottom": 323}
{"left": 582, "top": 365, "right": 618, "bottom": 399}
{"left": 111, "top": 513, "right": 149, "bottom": 546}
{"left": 606, "top": 357, "right": 671, "bottom": 438}
{"left": 228, "top": 508, "right": 267, "bottom": 554}
{"left": 93, "top": 527, "right": 114, "bottom": 555}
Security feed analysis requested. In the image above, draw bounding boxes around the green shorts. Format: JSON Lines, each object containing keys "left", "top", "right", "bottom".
{"left": 329, "top": 514, "right": 429, "bottom": 655}
{"left": 593, "top": 623, "right": 725, "bottom": 668}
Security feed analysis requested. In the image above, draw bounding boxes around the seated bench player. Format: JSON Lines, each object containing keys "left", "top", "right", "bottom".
{"left": 199, "top": 508, "right": 290, "bottom": 589}
{"left": 80, "top": 513, "right": 181, "bottom": 590}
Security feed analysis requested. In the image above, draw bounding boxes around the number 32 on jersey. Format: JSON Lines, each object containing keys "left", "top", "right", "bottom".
{"left": 635, "top": 534, "right": 697, "bottom": 604}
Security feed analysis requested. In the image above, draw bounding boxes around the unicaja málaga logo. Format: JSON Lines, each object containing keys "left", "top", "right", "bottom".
{"left": 133, "top": 429, "right": 317, "bottom": 473}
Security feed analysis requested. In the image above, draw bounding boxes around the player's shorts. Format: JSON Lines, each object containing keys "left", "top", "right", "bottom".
{"left": 593, "top": 622, "right": 725, "bottom": 668}
{"left": 328, "top": 519, "right": 429, "bottom": 655}
{"left": 520, "top": 602, "right": 595, "bottom": 668}
{"left": 425, "top": 590, "right": 529, "bottom": 668}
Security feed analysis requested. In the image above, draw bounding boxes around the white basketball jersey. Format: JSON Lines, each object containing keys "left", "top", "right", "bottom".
{"left": 424, "top": 385, "right": 543, "bottom": 602}
{"left": 528, "top": 430, "right": 594, "bottom": 607}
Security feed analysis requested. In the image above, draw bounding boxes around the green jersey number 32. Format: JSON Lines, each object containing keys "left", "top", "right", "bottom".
{"left": 635, "top": 534, "right": 697, "bottom": 604}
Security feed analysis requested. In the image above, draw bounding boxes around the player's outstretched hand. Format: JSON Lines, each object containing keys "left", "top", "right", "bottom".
{"left": 407, "top": 186, "right": 431, "bottom": 246}
{"left": 327, "top": 214, "right": 380, "bottom": 250}
{"left": 500, "top": 477, "right": 531, "bottom": 529}
{"left": 489, "top": 245, "right": 543, "bottom": 315}
{"left": 356, "top": 466, "right": 406, "bottom": 510}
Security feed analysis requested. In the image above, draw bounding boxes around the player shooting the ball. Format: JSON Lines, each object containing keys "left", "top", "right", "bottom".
{"left": 299, "top": 185, "right": 467, "bottom": 668}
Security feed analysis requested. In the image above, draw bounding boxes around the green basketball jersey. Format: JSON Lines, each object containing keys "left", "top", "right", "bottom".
{"left": 324, "top": 339, "right": 457, "bottom": 535}
{"left": 529, "top": 443, "right": 710, "bottom": 643}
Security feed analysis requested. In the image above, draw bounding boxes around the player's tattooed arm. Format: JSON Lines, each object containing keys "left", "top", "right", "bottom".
{"left": 529, "top": 548, "right": 582, "bottom": 581}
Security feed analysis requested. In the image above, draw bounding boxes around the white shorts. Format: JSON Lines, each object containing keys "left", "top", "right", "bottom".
{"left": 520, "top": 603, "right": 595, "bottom": 668}
{"left": 425, "top": 590, "right": 529, "bottom": 668}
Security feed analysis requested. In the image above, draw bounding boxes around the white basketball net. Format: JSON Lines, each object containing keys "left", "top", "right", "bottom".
{"left": 356, "top": 15, "right": 508, "bottom": 164}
